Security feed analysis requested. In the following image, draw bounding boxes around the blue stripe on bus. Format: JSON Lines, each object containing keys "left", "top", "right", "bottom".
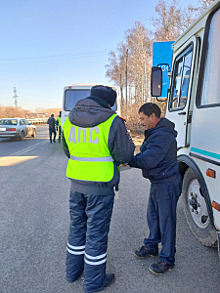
{"left": 190, "top": 147, "right": 220, "bottom": 160}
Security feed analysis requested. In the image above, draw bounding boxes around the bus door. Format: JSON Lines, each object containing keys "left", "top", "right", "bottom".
{"left": 166, "top": 36, "right": 198, "bottom": 149}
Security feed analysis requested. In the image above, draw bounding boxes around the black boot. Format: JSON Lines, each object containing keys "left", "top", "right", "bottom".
{"left": 134, "top": 246, "right": 158, "bottom": 259}
{"left": 149, "top": 260, "right": 175, "bottom": 275}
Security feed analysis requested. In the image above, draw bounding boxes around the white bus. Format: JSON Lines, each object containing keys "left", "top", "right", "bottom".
{"left": 151, "top": 0, "right": 220, "bottom": 251}
{"left": 61, "top": 84, "right": 120, "bottom": 127}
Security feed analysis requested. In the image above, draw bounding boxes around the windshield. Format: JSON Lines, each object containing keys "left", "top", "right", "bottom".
{"left": 64, "top": 88, "right": 117, "bottom": 111}
{"left": 0, "top": 119, "right": 18, "bottom": 125}
{"left": 64, "top": 89, "right": 91, "bottom": 111}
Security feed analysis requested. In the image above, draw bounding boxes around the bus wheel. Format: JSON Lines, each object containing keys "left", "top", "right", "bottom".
{"left": 182, "top": 168, "right": 217, "bottom": 247}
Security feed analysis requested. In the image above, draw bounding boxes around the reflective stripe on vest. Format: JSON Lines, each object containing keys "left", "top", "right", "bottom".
{"left": 70, "top": 155, "right": 114, "bottom": 162}
{"left": 63, "top": 114, "right": 117, "bottom": 182}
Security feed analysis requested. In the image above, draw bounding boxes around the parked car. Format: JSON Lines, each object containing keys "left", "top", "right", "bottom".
{"left": 0, "top": 118, "right": 36, "bottom": 140}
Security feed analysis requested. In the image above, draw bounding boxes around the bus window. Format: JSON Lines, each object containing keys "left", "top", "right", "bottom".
{"left": 171, "top": 58, "right": 183, "bottom": 108}
{"left": 169, "top": 45, "right": 193, "bottom": 110}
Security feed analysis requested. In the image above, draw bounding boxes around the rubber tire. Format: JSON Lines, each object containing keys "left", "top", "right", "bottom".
{"left": 19, "top": 131, "right": 24, "bottom": 141}
{"left": 182, "top": 168, "right": 217, "bottom": 247}
{"left": 31, "top": 130, "right": 36, "bottom": 137}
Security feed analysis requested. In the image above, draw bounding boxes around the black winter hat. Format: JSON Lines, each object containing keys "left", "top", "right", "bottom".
{"left": 91, "top": 85, "right": 117, "bottom": 107}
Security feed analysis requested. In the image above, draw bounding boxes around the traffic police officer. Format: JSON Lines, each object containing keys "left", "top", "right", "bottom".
{"left": 56, "top": 111, "right": 62, "bottom": 142}
{"left": 62, "top": 85, "right": 135, "bottom": 293}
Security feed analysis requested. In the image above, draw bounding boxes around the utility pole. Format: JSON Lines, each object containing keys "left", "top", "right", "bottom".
{"left": 13, "top": 87, "right": 18, "bottom": 108}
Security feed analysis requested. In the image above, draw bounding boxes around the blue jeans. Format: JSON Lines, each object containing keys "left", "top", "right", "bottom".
{"left": 144, "top": 174, "right": 182, "bottom": 264}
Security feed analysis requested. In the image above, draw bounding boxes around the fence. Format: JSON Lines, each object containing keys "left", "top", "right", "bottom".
{"left": 26, "top": 118, "right": 48, "bottom": 124}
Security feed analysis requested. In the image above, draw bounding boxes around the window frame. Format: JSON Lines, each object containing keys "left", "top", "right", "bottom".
{"left": 168, "top": 43, "right": 194, "bottom": 112}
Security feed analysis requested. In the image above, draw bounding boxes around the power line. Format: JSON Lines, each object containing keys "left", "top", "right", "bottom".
{"left": 0, "top": 51, "right": 109, "bottom": 64}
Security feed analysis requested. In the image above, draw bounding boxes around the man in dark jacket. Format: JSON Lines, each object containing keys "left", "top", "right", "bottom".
{"left": 129, "top": 102, "right": 182, "bottom": 275}
{"left": 47, "top": 114, "right": 56, "bottom": 143}
{"left": 62, "top": 85, "right": 135, "bottom": 293}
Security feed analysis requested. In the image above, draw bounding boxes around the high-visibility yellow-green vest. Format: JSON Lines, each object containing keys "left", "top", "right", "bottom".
{"left": 57, "top": 116, "right": 61, "bottom": 126}
{"left": 63, "top": 114, "right": 117, "bottom": 182}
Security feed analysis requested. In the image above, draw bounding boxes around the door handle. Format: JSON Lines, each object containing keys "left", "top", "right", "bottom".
{"left": 178, "top": 112, "right": 186, "bottom": 115}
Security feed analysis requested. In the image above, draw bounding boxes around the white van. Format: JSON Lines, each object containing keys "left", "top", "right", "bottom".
{"left": 61, "top": 84, "right": 120, "bottom": 127}
{"left": 151, "top": 0, "right": 220, "bottom": 250}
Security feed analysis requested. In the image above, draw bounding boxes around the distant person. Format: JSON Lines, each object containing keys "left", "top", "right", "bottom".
{"left": 62, "top": 85, "right": 135, "bottom": 293}
{"left": 128, "top": 102, "right": 182, "bottom": 275}
{"left": 47, "top": 114, "right": 56, "bottom": 143}
{"left": 56, "top": 111, "right": 62, "bottom": 143}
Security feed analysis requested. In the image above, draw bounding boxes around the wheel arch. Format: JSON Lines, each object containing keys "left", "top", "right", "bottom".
{"left": 178, "top": 154, "right": 214, "bottom": 226}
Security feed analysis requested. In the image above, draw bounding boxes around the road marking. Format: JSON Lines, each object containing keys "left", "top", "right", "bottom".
{"left": 10, "top": 140, "right": 48, "bottom": 156}
{"left": 0, "top": 140, "right": 48, "bottom": 165}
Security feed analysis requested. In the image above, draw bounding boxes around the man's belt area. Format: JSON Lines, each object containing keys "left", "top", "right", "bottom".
{"left": 150, "top": 173, "right": 179, "bottom": 184}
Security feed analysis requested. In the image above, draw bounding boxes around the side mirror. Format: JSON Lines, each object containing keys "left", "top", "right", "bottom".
{"left": 151, "top": 67, "right": 162, "bottom": 97}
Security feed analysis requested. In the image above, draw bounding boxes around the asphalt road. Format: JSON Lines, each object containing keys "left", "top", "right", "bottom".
{"left": 0, "top": 124, "right": 220, "bottom": 293}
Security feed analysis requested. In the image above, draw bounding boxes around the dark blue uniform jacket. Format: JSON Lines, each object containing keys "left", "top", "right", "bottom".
{"left": 129, "top": 118, "right": 179, "bottom": 183}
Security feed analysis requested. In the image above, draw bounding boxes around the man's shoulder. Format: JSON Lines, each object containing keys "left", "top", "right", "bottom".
{"left": 111, "top": 115, "right": 125, "bottom": 125}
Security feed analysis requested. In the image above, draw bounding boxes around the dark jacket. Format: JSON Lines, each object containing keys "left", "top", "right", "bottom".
{"left": 129, "top": 118, "right": 179, "bottom": 183}
{"left": 63, "top": 96, "right": 135, "bottom": 195}
{"left": 47, "top": 116, "right": 56, "bottom": 129}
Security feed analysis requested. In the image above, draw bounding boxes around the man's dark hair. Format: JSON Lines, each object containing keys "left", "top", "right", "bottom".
{"left": 51, "top": 114, "right": 54, "bottom": 117}
{"left": 138, "top": 103, "right": 161, "bottom": 118}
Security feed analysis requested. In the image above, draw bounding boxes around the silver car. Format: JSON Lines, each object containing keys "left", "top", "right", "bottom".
{"left": 0, "top": 118, "right": 36, "bottom": 140}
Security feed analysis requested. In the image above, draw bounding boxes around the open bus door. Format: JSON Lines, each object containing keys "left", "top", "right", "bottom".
{"left": 165, "top": 36, "right": 199, "bottom": 149}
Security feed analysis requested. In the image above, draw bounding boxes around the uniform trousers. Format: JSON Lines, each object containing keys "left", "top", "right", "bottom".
{"left": 66, "top": 189, "right": 114, "bottom": 293}
{"left": 144, "top": 174, "right": 182, "bottom": 264}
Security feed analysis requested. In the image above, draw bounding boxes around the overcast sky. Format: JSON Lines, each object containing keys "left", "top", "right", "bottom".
{"left": 0, "top": 0, "right": 199, "bottom": 111}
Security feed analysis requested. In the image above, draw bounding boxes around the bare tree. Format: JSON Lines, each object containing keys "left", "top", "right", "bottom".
{"left": 0, "top": 106, "right": 29, "bottom": 118}
{"left": 125, "top": 22, "right": 152, "bottom": 104}
{"left": 197, "top": 0, "right": 216, "bottom": 13}
{"left": 106, "top": 22, "right": 152, "bottom": 112}
{"left": 105, "top": 42, "right": 128, "bottom": 106}
{"left": 180, "top": 0, "right": 216, "bottom": 31}
{"left": 152, "top": 0, "right": 182, "bottom": 41}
